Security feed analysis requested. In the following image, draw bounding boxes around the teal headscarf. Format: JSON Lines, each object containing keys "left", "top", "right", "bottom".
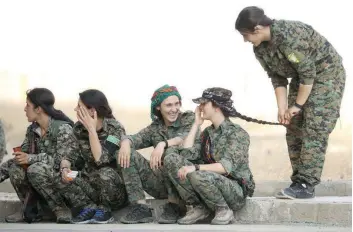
{"left": 150, "top": 84, "right": 181, "bottom": 121}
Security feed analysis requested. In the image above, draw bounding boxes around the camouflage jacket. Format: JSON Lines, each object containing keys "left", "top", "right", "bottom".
{"left": 0, "top": 120, "right": 7, "bottom": 162}
{"left": 20, "top": 118, "right": 74, "bottom": 171}
{"left": 70, "top": 118, "right": 126, "bottom": 174}
{"left": 126, "top": 111, "right": 195, "bottom": 150}
{"left": 254, "top": 20, "right": 343, "bottom": 89}
{"left": 180, "top": 119, "right": 254, "bottom": 188}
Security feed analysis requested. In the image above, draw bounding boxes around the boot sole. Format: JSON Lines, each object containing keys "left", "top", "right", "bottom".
{"left": 281, "top": 189, "right": 315, "bottom": 200}
{"left": 90, "top": 217, "right": 114, "bottom": 224}
{"left": 177, "top": 212, "right": 210, "bottom": 225}
{"left": 274, "top": 192, "right": 291, "bottom": 199}
{"left": 120, "top": 216, "right": 154, "bottom": 224}
{"left": 158, "top": 218, "right": 177, "bottom": 224}
{"left": 71, "top": 219, "right": 92, "bottom": 224}
{"left": 211, "top": 215, "right": 234, "bottom": 225}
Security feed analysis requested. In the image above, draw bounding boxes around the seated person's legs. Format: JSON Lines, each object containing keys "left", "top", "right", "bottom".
{"left": 120, "top": 150, "right": 169, "bottom": 224}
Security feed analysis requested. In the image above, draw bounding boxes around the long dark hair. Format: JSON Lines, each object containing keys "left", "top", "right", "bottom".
{"left": 211, "top": 102, "right": 282, "bottom": 126}
{"left": 26, "top": 88, "right": 74, "bottom": 126}
{"left": 235, "top": 6, "right": 273, "bottom": 33}
{"left": 79, "top": 89, "right": 115, "bottom": 119}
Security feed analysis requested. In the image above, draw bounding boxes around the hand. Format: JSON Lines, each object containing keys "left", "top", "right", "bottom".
{"left": 77, "top": 105, "right": 97, "bottom": 132}
{"left": 13, "top": 152, "right": 29, "bottom": 165}
{"left": 194, "top": 106, "right": 204, "bottom": 126}
{"left": 118, "top": 139, "right": 131, "bottom": 168}
{"left": 178, "top": 165, "right": 196, "bottom": 180}
{"left": 61, "top": 168, "right": 71, "bottom": 184}
{"left": 150, "top": 142, "right": 165, "bottom": 170}
{"left": 285, "top": 106, "right": 301, "bottom": 122}
{"left": 278, "top": 108, "right": 290, "bottom": 125}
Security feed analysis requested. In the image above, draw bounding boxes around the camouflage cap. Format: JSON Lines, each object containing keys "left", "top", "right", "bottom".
{"left": 193, "top": 87, "right": 237, "bottom": 116}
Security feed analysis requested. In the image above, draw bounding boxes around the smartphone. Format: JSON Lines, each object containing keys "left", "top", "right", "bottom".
{"left": 66, "top": 171, "right": 78, "bottom": 181}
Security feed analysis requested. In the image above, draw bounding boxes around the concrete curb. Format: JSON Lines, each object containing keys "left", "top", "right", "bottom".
{"left": 1, "top": 180, "right": 351, "bottom": 197}
{"left": 0, "top": 193, "right": 351, "bottom": 226}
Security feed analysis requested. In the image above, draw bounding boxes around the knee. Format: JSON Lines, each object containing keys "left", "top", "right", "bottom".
{"left": 8, "top": 163, "right": 26, "bottom": 178}
{"left": 97, "top": 167, "right": 120, "bottom": 182}
{"left": 27, "top": 162, "right": 46, "bottom": 175}
{"left": 163, "top": 152, "right": 182, "bottom": 170}
{"left": 27, "top": 163, "right": 50, "bottom": 182}
{"left": 188, "top": 171, "right": 207, "bottom": 187}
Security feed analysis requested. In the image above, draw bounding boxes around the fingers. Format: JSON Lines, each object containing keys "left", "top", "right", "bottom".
{"left": 80, "top": 105, "right": 89, "bottom": 117}
{"left": 150, "top": 154, "right": 159, "bottom": 170}
{"left": 178, "top": 167, "right": 187, "bottom": 180}
{"left": 157, "top": 155, "right": 162, "bottom": 168}
{"left": 78, "top": 106, "right": 85, "bottom": 120}
{"left": 119, "top": 150, "right": 131, "bottom": 168}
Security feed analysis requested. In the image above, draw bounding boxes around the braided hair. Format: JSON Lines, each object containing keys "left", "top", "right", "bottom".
{"left": 211, "top": 102, "right": 283, "bottom": 126}
{"left": 235, "top": 112, "right": 282, "bottom": 126}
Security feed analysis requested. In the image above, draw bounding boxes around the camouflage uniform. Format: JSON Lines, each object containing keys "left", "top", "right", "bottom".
{"left": 0, "top": 118, "right": 74, "bottom": 212}
{"left": 0, "top": 120, "right": 7, "bottom": 163}
{"left": 63, "top": 118, "right": 128, "bottom": 213}
{"left": 122, "top": 111, "right": 195, "bottom": 203}
{"left": 164, "top": 119, "right": 255, "bottom": 211}
{"left": 254, "top": 20, "right": 346, "bottom": 186}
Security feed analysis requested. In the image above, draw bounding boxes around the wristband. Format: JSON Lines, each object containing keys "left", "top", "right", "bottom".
{"left": 294, "top": 102, "right": 303, "bottom": 110}
{"left": 61, "top": 167, "right": 69, "bottom": 173}
{"left": 164, "top": 140, "right": 169, "bottom": 150}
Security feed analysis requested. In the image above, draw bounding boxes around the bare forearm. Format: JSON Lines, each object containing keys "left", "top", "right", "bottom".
{"left": 167, "top": 137, "right": 183, "bottom": 147}
{"left": 88, "top": 130, "right": 102, "bottom": 162}
{"left": 295, "top": 84, "right": 313, "bottom": 105}
{"left": 199, "top": 163, "right": 226, "bottom": 174}
{"left": 275, "top": 87, "right": 288, "bottom": 110}
{"left": 183, "top": 123, "right": 199, "bottom": 148}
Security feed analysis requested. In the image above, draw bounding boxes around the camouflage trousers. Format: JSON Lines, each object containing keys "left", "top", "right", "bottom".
{"left": 121, "top": 150, "right": 178, "bottom": 203}
{"left": 63, "top": 167, "right": 128, "bottom": 212}
{"left": 287, "top": 66, "right": 346, "bottom": 186}
{"left": 27, "top": 162, "right": 71, "bottom": 211}
{"left": 0, "top": 159, "right": 30, "bottom": 202}
{"left": 164, "top": 153, "right": 246, "bottom": 211}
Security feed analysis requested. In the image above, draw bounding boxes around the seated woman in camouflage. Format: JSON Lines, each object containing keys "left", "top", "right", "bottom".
{"left": 0, "top": 88, "right": 75, "bottom": 223}
{"left": 118, "top": 85, "right": 195, "bottom": 224}
{"left": 60, "top": 89, "right": 127, "bottom": 224}
{"left": 164, "top": 87, "right": 280, "bottom": 225}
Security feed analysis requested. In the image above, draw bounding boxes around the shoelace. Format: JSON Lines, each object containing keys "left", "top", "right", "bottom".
{"left": 94, "top": 209, "right": 104, "bottom": 218}
{"left": 78, "top": 208, "right": 94, "bottom": 218}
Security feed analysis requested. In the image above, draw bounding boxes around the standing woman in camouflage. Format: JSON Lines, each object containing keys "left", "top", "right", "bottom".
{"left": 60, "top": 89, "right": 127, "bottom": 224}
{"left": 164, "top": 87, "right": 281, "bottom": 225}
{"left": 235, "top": 6, "right": 346, "bottom": 199}
{"left": 0, "top": 88, "right": 75, "bottom": 223}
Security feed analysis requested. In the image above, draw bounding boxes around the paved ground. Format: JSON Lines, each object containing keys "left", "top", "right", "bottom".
{"left": 0, "top": 224, "right": 351, "bottom": 232}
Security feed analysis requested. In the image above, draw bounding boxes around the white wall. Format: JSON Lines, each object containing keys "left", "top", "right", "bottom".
{"left": 0, "top": 0, "right": 351, "bottom": 122}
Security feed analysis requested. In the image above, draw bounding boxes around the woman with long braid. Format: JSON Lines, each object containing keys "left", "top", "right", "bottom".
{"left": 164, "top": 87, "right": 280, "bottom": 225}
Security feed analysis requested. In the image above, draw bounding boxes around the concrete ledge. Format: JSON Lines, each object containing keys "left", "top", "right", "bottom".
{"left": 0, "top": 223, "right": 351, "bottom": 232}
{"left": 1, "top": 180, "right": 351, "bottom": 196}
{"left": 0, "top": 193, "right": 351, "bottom": 226}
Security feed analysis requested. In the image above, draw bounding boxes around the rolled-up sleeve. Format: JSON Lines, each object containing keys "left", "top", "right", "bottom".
{"left": 95, "top": 125, "right": 126, "bottom": 166}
